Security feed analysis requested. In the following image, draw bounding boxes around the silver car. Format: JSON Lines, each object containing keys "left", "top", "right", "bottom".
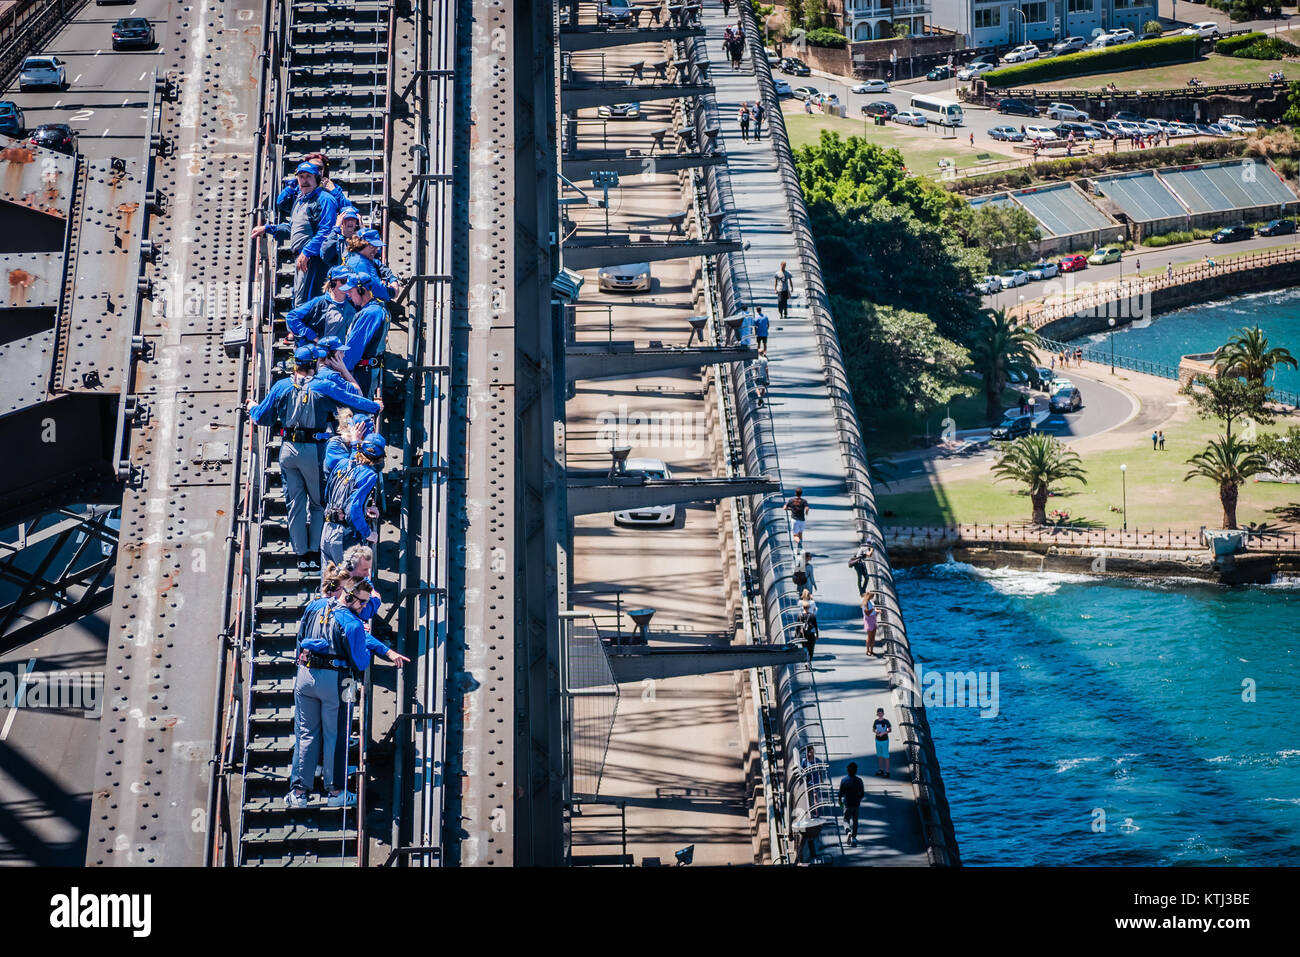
{"left": 18, "top": 56, "right": 67, "bottom": 92}
{"left": 614, "top": 458, "right": 676, "bottom": 526}
{"left": 598, "top": 261, "right": 650, "bottom": 292}
{"left": 598, "top": 102, "right": 641, "bottom": 120}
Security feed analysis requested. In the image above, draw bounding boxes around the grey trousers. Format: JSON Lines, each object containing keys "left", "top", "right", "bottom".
{"left": 291, "top": 665, "right": 339, "bottom": 793}
{"left": 293, "top": 255, "right": 328, "bottom": 308}
{"left": 320, "top": 521, "right": 362, "bottom": 569}
{"left": 281, "top": 440, "right": 323, "bottom": 555}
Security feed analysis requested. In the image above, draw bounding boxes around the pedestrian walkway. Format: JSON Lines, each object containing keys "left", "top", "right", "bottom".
{"left": 705, "top": 4, "right": 930, "bottom": 865}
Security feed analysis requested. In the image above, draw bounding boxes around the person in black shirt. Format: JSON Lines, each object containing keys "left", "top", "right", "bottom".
{"left": 838, "top": 761, "right": 865, "bottom": 846}
{"left": 874, "top": 708, "right": 893, "bottom": 777}
{"left": 784, "top": 487, "right": 810, "bottom": 547}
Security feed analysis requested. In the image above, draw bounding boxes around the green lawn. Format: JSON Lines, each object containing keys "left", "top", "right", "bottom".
{"left": 782, "top": 109, "right": 1018, "bottom": 178}
{"left": 877, "top": 416, "right": 1300, "bottom": 531}
{"left": 1027, "top": 53, "right": 1282, "bottom": 93}
{"left": 864, "top": 375, "right": 1023, "bottom": 455}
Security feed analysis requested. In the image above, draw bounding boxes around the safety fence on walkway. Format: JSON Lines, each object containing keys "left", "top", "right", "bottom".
{"left": 739, "top": 0, "right": 960, "bottom": 867}
{"left": 1036, "top": 333, "right": 1180, "bottom": 380}
{"left": 885, "top": 524, "right": 1300, "bottom": 551}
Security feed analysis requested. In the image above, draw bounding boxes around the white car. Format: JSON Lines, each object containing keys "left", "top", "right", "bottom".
{"left": 1000, "top": 269, "right": 1029, "bottom": 287}
{"left": 1183, "top": 21, "right": 1220, "bottom": 39}
{"left": 598, "top": 261, "right": 651, "bottom": 292}
{"left": 1052, "top": 36, "right": 1087, "bottom": 55}
{"left": 598, "top": 102, "right": 641, "bottom": 120}
{"left": 852, "top": 79, "right": 890, "bottom": 93}
{"left": 1003, "top": 44, "right": 1040, "bottom": 63}
{"left": 18, "top": 56, "right": 67, "bottom": 92}
{"left": 893, "top": 110, "right": 927, "bottom": 127}
{"left": 976, "top": 275, "right": 1003, "bottom": 294}
{"left": 774, "top": 78, "right": 793, "bottom": 96}
{"left": 1027, "top": 260, "right": 1060, "bottom": 280}
{"left": 1219, "top": 114, "right": 1257, "bottom": 132}
{"left": 1107, "top": 28, "right": 1136, "bottom": 43}
{"left": 1025, "top": 125, "right": 1059, "bottom": 142}
{"left": 1047, "top": 103, "right": 1089, "bottom": 122}
{"left": 957, "top": 61, "right": 996, "bottom": 81}
{"left": 613, "top": 458, "right": 676, "bottom": 526}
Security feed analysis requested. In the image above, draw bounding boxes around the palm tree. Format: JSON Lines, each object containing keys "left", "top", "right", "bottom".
{"left": 1214, "top": 326, "right": 1298, "bottom": 387}
{"left": 992, "top": 433, "right": 1088, "bottom": 526}
{"left": 967, "top": 309, "right": 1039, "bottom": 421}
{"left": 1184, "top": 434, "right": 1269, "bottom": 529}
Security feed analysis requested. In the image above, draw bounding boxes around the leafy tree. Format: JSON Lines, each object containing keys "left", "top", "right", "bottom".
{"left": 1142, "top": 20, "right": 1163, "bottom": 36}
{"left": 1180, "top": 373, "right": 1274, "bottom": 443}
{"left": 1257, "top": 425, "right": 1300, "bottom": 478}
{"left": 992, "top": 433, "right": 1088, "bottom": 526}
{"left": 787, "top": 0, "right": 805, "bottom": 29}
{"left": 806, "top": 27, "right": 847, "bottom": 48}
{"left": 1284, "top": 80, "right": 1300, "bottom": 126}
{"left": 966, "top": 203, "right": 1042, "bottom": 271}
{"left": 967, "top": 309, "right": 1039, "bottom": 420}
{"left": 831, "top": 298, "right": 972, "bottom": 413}
{"left": 804, "top": 0, "right": 826, "bottom": 29}
{"left": 1184, "top": 435, "right": 1269, "bottom": 529}
{"left": 893, "top": 22, "right": 910, "bottom": 38}
{"left": 1213, "top": 326, "right": 1298, "bottom": 387}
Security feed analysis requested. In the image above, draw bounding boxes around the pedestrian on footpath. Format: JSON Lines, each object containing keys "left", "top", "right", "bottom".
{"left": 1167, "top": 262, "right": 1173, "bottom": 280}
{"left": 1018, "top": 393, "right": 1028, "bottom": 416}
{"left": 1152, "top": 429, "right": 1159, "bottom": 451}
{"left": 838, "top": 762, "right": 865, "bottom": 846}
{"left": 722, "top": 0, "right": 731, "bottom": 14}
{"left": 1158, "top": 429, "right": 1166, "bottom": 451}
{"left": 848, "top": 543, "right": 874, "bottom": 595}
{"left": 969, "top": 130, "right": 974, "bottom": 146}
{"left": 873, "top": 708, "right": 893, "bottom": 777}
{"left": 797, "top": 550, "right": 817, "bottom": 593}
{"left": 784, "top": 487, "right": 810, "bottom": 546}
{"left": 798, "top": 590, "right": 819, "bottom": 657}
{"left": 753, "top": 101, "right": 765, "bottom": 139}
{"left": 1074, "top": 346, "right": 1082, "bottom": 366}
{"left": 774, "top": 261, "right": 793, "bottom": 319}
{"left": 863, "top": 592, "right": 878, "bottom": 656}
{"left": 738, "top": 102, "right": 751, "bottom": 142}
{"left": 753, "top": 306, "right": 770, "bottom": 353}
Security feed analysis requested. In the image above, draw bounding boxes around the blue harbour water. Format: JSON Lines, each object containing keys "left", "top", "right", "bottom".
{"left": 895, "top": 563, "right": 1300, "bottom": 866}
{"left": 1070, "top": 287, "right": 1300, "bottom": 395}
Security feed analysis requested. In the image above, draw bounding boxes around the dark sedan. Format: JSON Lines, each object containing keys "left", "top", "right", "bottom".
{"left": 1258, "top": 218, "right": 1296, "bottom": 236}
{"left": 779, "top": 57, "right": 811, "bottom": 77}
{"left": 1211, "top": 225, "right": 1254, "bottom": 243}
{"left": 927, "top": 64, "right": 954, "bottom": 81}
{"left": 861, "top": 100, "right": 898, "bottom": 118}
{"left": 112, "top": 17, "right": 155, "bottom": 49}
{"left": 998, "top": 98, "right": 1040, "bottom": 117}
{"left": 29, "top": 123, "right": 77, "bottom": 155}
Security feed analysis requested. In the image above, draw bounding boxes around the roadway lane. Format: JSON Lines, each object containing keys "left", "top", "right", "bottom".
{"left": 4, "top": 0, "right": 169, "bottom": 161}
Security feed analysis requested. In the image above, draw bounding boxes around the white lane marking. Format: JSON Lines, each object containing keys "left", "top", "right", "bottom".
{"left": 101, "top": 129, "right": 109, "bottom": 137}
{"left": 0, "top": 659, "right": 37, "bottom": 742}
{"left": 53, "top": 99, "right": 61, "bottom": 107}
{"left": 139, "top": 71, "right": 146, "bottom": 81}
{"left": 123, "top": 97, "right": 129, "bottom": 106}
{"left": 73, "top": 74, "right": 82, "bottom": 84}
{"left": 95, "top": 50, "right": 101, "bottom": 57}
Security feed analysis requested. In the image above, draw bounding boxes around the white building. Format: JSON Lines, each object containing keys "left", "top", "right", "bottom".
{"left": 843, "top": 0, "right": 932, "bottom": 41}
{"left": 930, "top": 0, "right": 1158, "bottom": 48}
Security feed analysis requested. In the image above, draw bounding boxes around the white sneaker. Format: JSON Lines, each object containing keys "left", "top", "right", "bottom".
{"left": 285, "top": 789, "right": 308, "bottom": 808}
{"left": 327, "top": 790, "right": 356, "bottom": 808}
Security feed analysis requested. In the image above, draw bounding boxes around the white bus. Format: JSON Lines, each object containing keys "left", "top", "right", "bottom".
{"left": 910, "top": 94, "right": 964, "bottom": 127}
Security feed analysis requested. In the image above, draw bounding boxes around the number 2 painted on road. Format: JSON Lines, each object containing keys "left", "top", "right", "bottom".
{"left": 70, "top": 108, "right": 94, "bottom": 122}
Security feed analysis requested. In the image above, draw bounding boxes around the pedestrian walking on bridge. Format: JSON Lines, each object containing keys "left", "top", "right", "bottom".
{"left": 838, "top": 762, "right": 865, "bottom": 846}
{"left": 753, "top": 101, "right": 765, "bottom": 139}
{"left": 774, "top": 261, "right": 793, "bottom": 319}
{"left": 873, "top": 708, "right": 893, "bottom": 777}
{"left": 849, "top": 543, "right": 874, "bottom": 595}
{"left": 784, "top": 487, "right": 810, "bottom": 546}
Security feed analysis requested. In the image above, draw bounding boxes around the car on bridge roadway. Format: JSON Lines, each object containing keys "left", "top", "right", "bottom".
{"left": 597, "top": 0, "right": 635, "bottom": 26}
{"left": 598, "top": 102, "right": 641, "bottom": 120}
{"left": 112, "top": 17, "right": 155, "bottom": 49}
{"left": 1058, "top": 254, "right": 1088, "bottom": 272}
{"left": 614, "top": 458, "right": 677, "bottom": 526}
{"left": 0, "top": 101, "right": 25, "bottom": 138}
{"left": 1088, "top": 247, "right": 1121, "bottom": 265}
{"left": 598, "top": 261, "right": 651, "bottom": 292}
{"left": 18, "top": 56, "right": 67, "bottom": 92}
{"left": 29, "top": 123, "right": 77, "bottom": 155}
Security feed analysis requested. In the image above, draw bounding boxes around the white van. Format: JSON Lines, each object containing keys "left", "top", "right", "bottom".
{"left": 910, "top": 93, "right": 964, "bottom": 126}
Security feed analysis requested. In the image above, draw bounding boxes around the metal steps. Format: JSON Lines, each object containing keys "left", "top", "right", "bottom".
{"left": 236, "top": 0, "right": 394, "bottom": 868}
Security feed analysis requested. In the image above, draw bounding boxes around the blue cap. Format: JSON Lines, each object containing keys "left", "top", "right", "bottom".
{"left": 327, "top": 265, "right": 350, "bottom": 282}
{"left": 295, "top": 161, "right": 322, "bottom": 178}
{"left": 359, "top": 434, "right": 386, "bottom": 459}
{"left": 352, "top": 416, "right": 374, "bottom": 440}
{"left": 293, "top": 344, "right": 318, "bottom": 364}
{"left": 317, "top": 335, "right": 343, "bottom": 353}
{"left": 339, "top": 205, "right": 361, "bottom": 222}
{"left": 359, "top": 228, "right": 385, "bottom": 248}
{"left": 340, "top": 273, "right": 363, "bottom": 292}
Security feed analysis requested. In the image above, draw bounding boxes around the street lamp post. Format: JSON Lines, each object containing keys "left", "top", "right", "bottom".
{"left": 1120, "top": 464, "right": 1128, "bottom": 531}
{"left": 1108, "top": 316, "right": 1116, "bottom": 374}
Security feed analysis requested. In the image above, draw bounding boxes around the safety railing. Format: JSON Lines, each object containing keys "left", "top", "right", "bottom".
{"left": 885, "top": 524, "right": 1300, "bottom": 551}
{"left": 739, "top": 0, "right": 959, "bottom": 866}
{"left": 993, "top": 77, "right": 1287, "bottom": 104}
{"left": 1036, "top": 333, "right": 1180, "bottom": 381}
{"left": 0, "top": 0, "right": 88, "bottom": 84}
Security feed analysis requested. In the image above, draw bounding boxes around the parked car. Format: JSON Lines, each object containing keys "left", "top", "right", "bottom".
{"left": 774, "top": 78, "right": 793, "bottom": 97}
{"left": 1024, "top": 125, "right": 1059, "bottom": 142}
{"left": 862, "top": 100, "right": 898, "bottom": 118}
{"left": 1107, "top": 28, "right": 1136, "bottom": 44}
{"left": 1218, "top": 114, "right": 1257, "bottom": 132}
{"left": 989, "top": 125, "right": 1026, "bottom": 142}
{"left": 1033, "top": 366, "right": 1056, "bottom": 390}
{"left": 111, "top": 16, "right": 155, "bottom": 48}
{"left": 927, "top": 64, "right": 954, "bottom": 81}
{"left": 780, "top": 57, "right": 811, "bottom": 77}
{"left": 792, "top": 86, "right": 821, "bottom": 100}
{"left": 598, "top": 101, "right": 641, "bottom": 120}
{"left": 852, "top": 78, "right": 890, "bottom": 93}
{"left": 957, "top": 61, "right": 996, "bottom": 81}
{"left": 1004, "top": 44, "right": 1040, "bottom": 63}
{"left": 597, "top": 0, "right": 634, "bottom": 25}
{"left": 998, "top": 98, "right": 1039, "bottom": 117}
{"left": 1028, "top": 260, "right": 1060, "bottom": 280}
{"left": 893, "top": 110, "right": 927, "bottom": 127}
{"left": 1088, "top": 247, "right": 1121, "bottom": 265}
{"left": 1206, "top": 123, "right": 1234, "bottom": 137}
{"left": 1089, "top": 33, "right": 1125, "bottom": 49}
{"left": 976, "top": 275, "right": 1003, "bottom": 294}
{"left": 1052, "top": 36, "right": 1087, "bottom": 55}
{"left": 1183, "top": 21, "right": 1220, "bottom": 38}
{"left": 1112, "top": 110, "right": 1144, "bottom": 124}
{"left": 765, "top": 48, "right": 780, "bottom": 67}
{"left": 1058, "top": 254, "right": 1088, "bottom": 272}
{"left": 1000, "top": 268, "right": 1029, "bottom": 288}
{"left": 991, "top": 413, "right": 1035, "bottom": 440}
{"left": 1050, "top": 383, "right": 1083, "bottom": 412}
{"left": 18, "top": 56, "right": 67, "bottom": 92}
{"left": 1211, "top": 224, "right": 1254, "bottom": 243}
{"left": 613, "top": 458, "right": 676, "bottom": 526}
{"left": 1047, "top": 102, "right": 1089, "bottom": 122}
{"left": 29, "top": 123, "right": 77, "bottom": 155}
{"left": 1055, "top": 121, "right": 1103, "bottom": 140}
{"left": 598, "top": 261, "right": 651, "bottom": 292}
{"left": 0, "top": 101, "right": 25, "bottom": 138}
{"left": 1259, "top": 218, "right": 1296, "bottom": 236}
